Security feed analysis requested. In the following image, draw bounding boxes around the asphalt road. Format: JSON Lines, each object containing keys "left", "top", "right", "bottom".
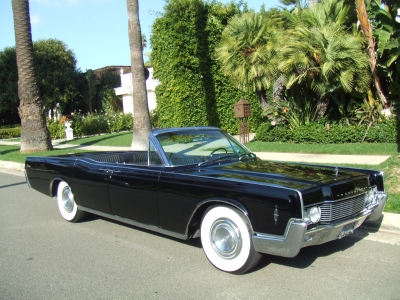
{"left": 1, "top": 171, "right": 399, "bottom": 300}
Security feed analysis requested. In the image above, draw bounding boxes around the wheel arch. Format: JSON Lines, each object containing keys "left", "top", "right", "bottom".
{"left": 49, "top": 177, "right": 66, "bottom": 197}
{"left": 185, "top": 198, "right": 252, "bottom": 239}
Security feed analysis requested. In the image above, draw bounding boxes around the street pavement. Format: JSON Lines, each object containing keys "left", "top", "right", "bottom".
{"left": 0, "top": 170, "right": 399, "bottom": 299}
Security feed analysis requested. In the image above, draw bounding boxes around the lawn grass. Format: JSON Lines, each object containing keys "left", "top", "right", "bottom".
{"left": 1, "top": 133, "right": 399, "bottom": 213}
{"left": 56, "top": 131, "right": 132, "bottom": 147}
{"left": 0, "top": 145, "right": 90, "bottom": 164}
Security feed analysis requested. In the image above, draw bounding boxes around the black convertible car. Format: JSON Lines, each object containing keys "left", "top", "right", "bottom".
{"left": 25, "top": 127, "right": 387, "bottom": 274}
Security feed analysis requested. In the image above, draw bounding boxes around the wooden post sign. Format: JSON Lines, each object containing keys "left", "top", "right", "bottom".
{"left": 234, "top": 98, "right": 252, "bottom": 144}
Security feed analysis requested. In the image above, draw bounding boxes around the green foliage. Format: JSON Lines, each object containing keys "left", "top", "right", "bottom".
{"left": 0, "top": 39, "right": 81, "bottom": 125}
{"left": 0, "top": 47, "right": 19, "bottom": 125}
{"left": 151, "top": 0, "right": 262, "bottom": 133}
{"left": 71, "top": 112, "right": 133, "bottom": 137}
{"left": 263, "top": 93, "right": 317, "bottom": 130}
{"left": 0, "top": 127, "right": 21, "bottom": 139}
{"left": 255, "top": 118, "right": 397, "bottom": 143}
{"left": 33, "top": 39, "right": 80, "bottom": 113}
{"left": 279, "top": 0, "right": 371, "bottom": 99}
{"left": 216, "top": 11, "right": 282, "bottom": 92}
{"left": 47, "top": 119, "right": 66, "bottom": 140}
{"left": 367, "top": 0, "right": 400, "bottom": 102}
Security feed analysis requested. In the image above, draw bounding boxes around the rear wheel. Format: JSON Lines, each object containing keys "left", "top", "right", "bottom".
{"left": 57, "top": 181, "right": 87, "bottom": 222}
{"left": 200, "top": 206, "right": 262, "bottom": 274}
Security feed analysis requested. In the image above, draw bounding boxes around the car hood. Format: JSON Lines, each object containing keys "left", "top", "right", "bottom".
{"left": 198, "top": 160, "right": 369, "bottom": 191}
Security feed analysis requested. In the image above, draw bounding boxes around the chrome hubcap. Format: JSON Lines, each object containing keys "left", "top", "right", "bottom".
{"left": 210, "top": 218, "right": 242, "bottom": 259}
{"left": 61, "top": 186, "right": 74, "bottom": 213}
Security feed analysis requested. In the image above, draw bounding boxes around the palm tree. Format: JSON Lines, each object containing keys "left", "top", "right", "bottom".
{"left": 12, "top": 0, "right": 52, "bottom": 153}
{"left": 278, "top": 0, "right": 371, "bottom": 118}
{"left": 126, "top": 0, "right": 151, "bottom": 150}
{"left": 216, "top": 12, "right": 282, "bottom": 109}
{"left": 354, "top": 0, "right": 388, "bottom": 107}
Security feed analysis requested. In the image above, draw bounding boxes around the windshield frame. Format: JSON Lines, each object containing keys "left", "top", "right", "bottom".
{"left": 149, "top": 127, "right": 252, "bottom": 167}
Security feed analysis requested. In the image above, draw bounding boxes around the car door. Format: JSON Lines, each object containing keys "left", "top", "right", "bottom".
{"left": 72, "top": 159, "right": 112, "bottom": 214}
{"left": 107, "top": 149, "right": 163, "bottom": 226}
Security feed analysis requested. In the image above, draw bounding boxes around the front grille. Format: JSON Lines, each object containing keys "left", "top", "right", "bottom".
{"left": 320, "top": 193, "right": 366, "bottom": 223}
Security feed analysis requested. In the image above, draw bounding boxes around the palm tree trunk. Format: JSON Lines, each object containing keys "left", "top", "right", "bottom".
{"left": 355, "top": 0, "right": 388, "bottom": 107}
{"left": 314, "top": 96, "right": 329, "bottom": 119}
{"left": 255, "top": 89, "right": 269, "bottom": 110}
{"left": 12, "top": 0, "right": 52, "bottom": 153}
{"left": 126, "top": 0, "right": 151, "bottom": 150}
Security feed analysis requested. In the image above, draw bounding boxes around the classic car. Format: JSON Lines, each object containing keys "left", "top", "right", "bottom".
{"left": 24, "top": 126, "right": 387, "bottom": 274}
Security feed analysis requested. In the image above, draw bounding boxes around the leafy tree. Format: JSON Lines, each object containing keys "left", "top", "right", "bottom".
{"left": 11, "top": 0, "right": 52, "bottom": 152}
{"left": 366, "top": 0, "right": 399, "bottom": 103}
{"left": 355, "top": 0, "right": 388, "bottom": 106}
{"left": 0, "top": 39, "right": 81, "bottom": 123}
{"left": 126, "top": 0, "right": 151, "bottom": 150}
{"left": 216, "top": 11, "right": 283, "bottom": 109}
{"left": 33, "top": 39, "right": 79, "bottom": 116}
{"left": 84, "top": 69, "right": 99, "bottom": 113}
{"left": 0, "top": 47, "right": 19, "bottom": 125}
{"left": 278, "top": 0, "right": 371, "bottom": 118}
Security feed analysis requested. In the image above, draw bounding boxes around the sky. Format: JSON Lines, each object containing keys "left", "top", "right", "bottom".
{"left": 0, "top": 0, "right": 282, "bottom": 71}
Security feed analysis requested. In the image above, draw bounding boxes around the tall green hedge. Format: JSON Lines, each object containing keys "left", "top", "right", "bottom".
{"left": 151, "top": 0, "right": 262, "bottom": 134}
{"left": 255, "top": 118, "right": 398, "bottom": 144}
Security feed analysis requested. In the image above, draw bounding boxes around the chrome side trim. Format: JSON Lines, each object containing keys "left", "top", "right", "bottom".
{"left": 78, "top": 206, "right": 188, "bottom": 240}
{"left": 24, "top": 169, "right": 32, "bottom": 188}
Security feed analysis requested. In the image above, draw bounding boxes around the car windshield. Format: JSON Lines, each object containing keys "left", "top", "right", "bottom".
{"left": 154, "top": 129, "right": 251, "bottom": 166}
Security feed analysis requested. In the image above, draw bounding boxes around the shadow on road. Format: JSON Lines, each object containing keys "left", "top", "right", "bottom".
{"left": 253, "top": 236, "right": 361, "bottom": 272}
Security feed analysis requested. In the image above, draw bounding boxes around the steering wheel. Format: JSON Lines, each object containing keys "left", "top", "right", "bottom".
{"left": 210, "top": 147, "right": 228, "bottom": 156}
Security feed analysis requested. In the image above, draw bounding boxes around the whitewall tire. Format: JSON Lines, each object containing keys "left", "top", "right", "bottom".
{"left": 200, "top": 206, "right": 262, "bottom": 274}
{"left": 57, "top": 181, "right": 86, "bottom": 222}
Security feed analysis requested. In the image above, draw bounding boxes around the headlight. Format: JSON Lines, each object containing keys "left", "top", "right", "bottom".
{"left": 365, "top": 187, "right": 377, "bottom": 208}
{"left": 304, "top": 206, "right": 321, "bottom": 224}
{"left": 309, "top": 206, "right": 321, "bottom": 223}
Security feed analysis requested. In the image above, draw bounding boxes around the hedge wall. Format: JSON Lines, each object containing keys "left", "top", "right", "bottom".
{"left": 255, "top": 118, "right": 398, "bottom": 144}
{"left": 151, "top": 0, "right": 262, "bottom": 134}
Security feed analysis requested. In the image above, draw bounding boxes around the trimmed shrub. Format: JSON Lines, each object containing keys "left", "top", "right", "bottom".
{"left": 256, "top": 119, "right": 397, "bottom": 144}
{"left": 47, "top": 119, "right": 66, "bottom": 139}
{"left": 0, "top": 127, "right": 21, "bottom": 139}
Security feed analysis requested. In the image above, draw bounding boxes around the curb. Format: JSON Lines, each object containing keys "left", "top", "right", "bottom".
{"left": 0, "top": 160, "right": 24, "bottom": 171}
{"left": 362, "top": 212, "right": 400, "bottom": 234}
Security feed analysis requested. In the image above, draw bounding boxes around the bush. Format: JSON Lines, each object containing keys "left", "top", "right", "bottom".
{"left": 364, "top": 118, "right": 397, "bottom": 143}
{"left": 256, "top": 118, "right": 397, "bottom": 143}
{"left": 47, "top": 119, "right": 66, "bottom": 139}
{"left": 0, "top": 127, "right": 21, "bottom": 139}
{"left": 0, "top": 124, "right": 20, "bottom": 129}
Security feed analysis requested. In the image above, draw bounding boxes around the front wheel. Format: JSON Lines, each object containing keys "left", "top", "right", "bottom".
{"left": 57, "top": 181, "right": 87, "bottom": 222}
{"left": 200, "top": 206, "right": 262, "bottom": 274}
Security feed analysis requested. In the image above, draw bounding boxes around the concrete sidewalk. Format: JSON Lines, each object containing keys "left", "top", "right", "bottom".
{"left": 254, "top": 152, "right": 390, "bottom": 165}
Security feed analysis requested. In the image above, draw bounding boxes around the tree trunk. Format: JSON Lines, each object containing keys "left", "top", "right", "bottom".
{"left": 273, "top": 75, "right": 286, "bottom": 101}
{"left": 355, "top": 0, "right": 388, "bottom": 107}
{"left": 126, "top": 0, "right": 151, "bottom": 150}
{"left": 255, "top": 89, "right": 269, "bottom": 110}
{"left": 314, "top": 96, "right": 329, "bottom": 119}
{"left": 12, "top": 0, "right": 52, "bottom": 153}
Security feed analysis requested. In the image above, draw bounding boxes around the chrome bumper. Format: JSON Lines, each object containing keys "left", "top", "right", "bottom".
{"left": 252, "top": 193, "right": 388, "bottom": 258}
